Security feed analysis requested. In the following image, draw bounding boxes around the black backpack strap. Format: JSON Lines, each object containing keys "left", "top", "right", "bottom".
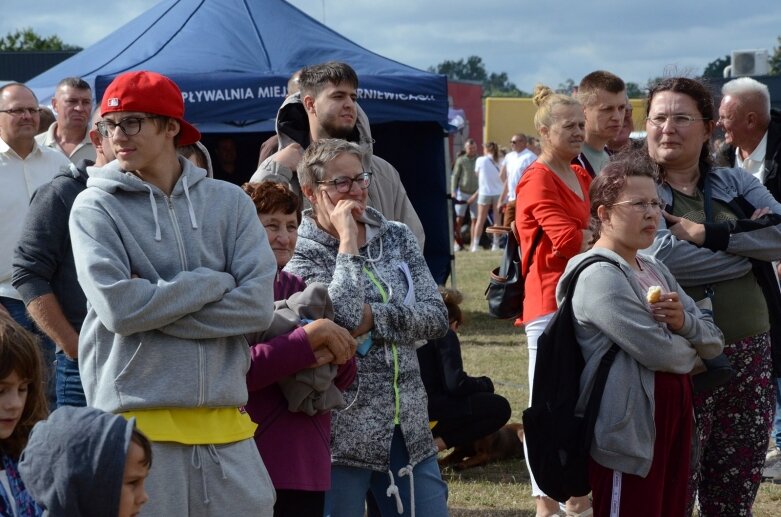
{"left": 560, "top": 256, "right": 622, "bottom": 452}
{"left": 581, "top": 343, "right": 619, "bottom": 451}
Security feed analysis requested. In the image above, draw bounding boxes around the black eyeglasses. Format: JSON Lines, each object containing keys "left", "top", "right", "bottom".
{"left": 0, "top": 107, "right": 42, "bottom": 117}
{"left": 96, "top": 116, "right": 161, "bottom": 137}
{"left": 316, "top": 172, "right": 373, "bottom": 193}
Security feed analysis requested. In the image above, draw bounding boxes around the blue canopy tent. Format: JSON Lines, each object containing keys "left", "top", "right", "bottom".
{"left": 27, "top": 0, "right": 452, "bottom": 283}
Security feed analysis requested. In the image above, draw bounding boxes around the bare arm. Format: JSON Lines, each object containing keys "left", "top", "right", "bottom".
{"left": 26, "top": 294, "right": 79, "bottom": 358}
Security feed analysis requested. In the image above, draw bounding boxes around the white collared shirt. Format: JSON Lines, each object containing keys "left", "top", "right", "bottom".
{"left": 0, "top": 137, "right": 70, "bottom": 299}
{"left": 736, "top": 130, "right": 768, "bottom": 184}
{"left": 35, "top": 121, "right": 96, "bottom": 164}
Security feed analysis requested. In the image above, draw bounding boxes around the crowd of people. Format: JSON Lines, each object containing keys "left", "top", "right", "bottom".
{"left": 0, "top": 57, "right": 779, "bottom": 517}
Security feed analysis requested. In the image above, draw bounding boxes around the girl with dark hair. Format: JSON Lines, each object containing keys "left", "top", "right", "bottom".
{"left": 560, "top": 152, "right": 722, "bottom": 516}
{"left": 0, "top": 312, "right": 47, "bottom": 517}
{"left": 643, "top": 76, "right": 781, "bottom": 515}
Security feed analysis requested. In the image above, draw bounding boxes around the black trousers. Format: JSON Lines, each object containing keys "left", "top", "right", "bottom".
{"left": 431, "top": 392, "right": 511, "bottom": 448}
{"left": 273, "top": 489, "right": 324, "bottom": 517}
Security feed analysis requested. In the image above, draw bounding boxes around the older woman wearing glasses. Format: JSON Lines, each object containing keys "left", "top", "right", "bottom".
{"left": 285, "top": 139, "right": 449, "bottom": 517}
{"left": 643, "top": 77, "right": 781, "bottom": 516}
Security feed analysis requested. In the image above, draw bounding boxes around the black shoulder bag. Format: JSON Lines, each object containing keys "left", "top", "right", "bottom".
{"left": 485, "top": 222, "right": 542, "bottom": 319}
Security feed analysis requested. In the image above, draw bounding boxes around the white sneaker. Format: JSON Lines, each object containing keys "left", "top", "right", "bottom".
{"left": 491, "top": 244, "right": 500, "bottom": 251}
{"left": 470, "top": 243, "right": 478, "bottom": 252}
{"left": 764, "top": 447, "right": 781, "bottom": 483}
{"left": 453, "top": 242, "right": 462, "bottom": 252}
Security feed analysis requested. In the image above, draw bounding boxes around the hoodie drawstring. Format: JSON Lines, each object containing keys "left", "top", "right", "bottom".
{"left": 385, "top": 464, "right": 417, "bottom": 516}
{"left": 144, "top": 185, "right": 162, "bottom": 241}
{"left": 398, "top": 464, "right": 415, "bottom": 517}
{"left": 144, "top": 177, "right": 199, "bottom": 241}
{"left": 386, "top": 469, "right": 404, "bottom": 514}
{"left": 190, "top": 444, "right": 227, "bottom": 505}
{"left": 182, "top": 175, "right": 199, "bottom": 230}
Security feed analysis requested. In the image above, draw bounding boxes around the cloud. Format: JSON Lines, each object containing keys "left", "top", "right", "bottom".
{"left": 2, "top": 0, "right": 779, "bottom": 92}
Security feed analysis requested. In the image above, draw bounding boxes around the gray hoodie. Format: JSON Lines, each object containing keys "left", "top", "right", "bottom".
{"left": 250, "top": 93, "right": 425, "bottom": 248}
{"left": 69, "top": 157, "right": 277, "bottom": 412}
{"left": 18, "top": 406, "right": 135, "bottom": 517}
{"left": 557, "top": 248, "right": 723, "bottom": 476}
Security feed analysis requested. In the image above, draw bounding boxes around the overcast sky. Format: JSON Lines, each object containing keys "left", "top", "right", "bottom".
{"left": 2, "top": 0, "right": 780, "bottom": 92}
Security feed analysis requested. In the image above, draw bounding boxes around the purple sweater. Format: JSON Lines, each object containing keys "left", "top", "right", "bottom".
{"left": 245, "top": 270, "right": 356, "bottom": 491}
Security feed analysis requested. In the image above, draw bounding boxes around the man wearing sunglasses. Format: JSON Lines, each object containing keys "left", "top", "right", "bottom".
{"left": 251, "top": 61, "right": 425, "bottom": 249}
{"left": 0, "top": 82, "right": 69, "bottom": 339}
{"left": 68, "top": 71, "right": 277, "bottom": 515}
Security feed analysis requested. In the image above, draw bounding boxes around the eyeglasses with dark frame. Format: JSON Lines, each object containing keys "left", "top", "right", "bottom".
{"left": 610, "top": 199, "right": 664, "bottom": 212}
{"left": 0, "top": 107, "right": 43, "bottom": 117}
{"left": 96, "top": 116, "right": 161, "bottom": 138}
{"left": 646, "top": 114, "right": 709, "bottom": 128}
{"left": 315, "top": 172, "right": 373, "bottom": 193}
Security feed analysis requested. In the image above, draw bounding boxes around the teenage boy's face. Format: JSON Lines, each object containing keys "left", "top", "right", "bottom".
{"left": 118, "top": 441, "right": 149, "bottom": 517}
{"left": 101, "top": 111, "right": 176, "bottom": 174}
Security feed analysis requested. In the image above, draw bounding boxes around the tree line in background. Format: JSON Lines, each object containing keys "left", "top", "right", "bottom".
{"left": 0, "top": 28, "right": 82, "bottom": 52}
{"left": 2, "top": 27, "right": 780, "bottom": 96}
{"left": 433, "top": 37, "right": 781, "bottom": 98}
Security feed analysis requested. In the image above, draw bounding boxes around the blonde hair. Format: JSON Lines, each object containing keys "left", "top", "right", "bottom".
{"left": 532, "top": 84, "right": 581, "bottom": 131}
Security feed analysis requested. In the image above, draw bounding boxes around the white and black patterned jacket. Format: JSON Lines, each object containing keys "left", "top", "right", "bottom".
{"left": 285, "top": 207, "right": 448, "bottom": 470}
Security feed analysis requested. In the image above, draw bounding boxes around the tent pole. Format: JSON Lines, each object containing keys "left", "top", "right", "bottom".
{"left": 444, "top": 134, "right": 456, "bottom": 289}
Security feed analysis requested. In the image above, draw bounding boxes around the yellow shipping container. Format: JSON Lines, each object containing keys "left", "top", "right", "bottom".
{"left": 484, "top": 97, "right": 647, "bottom": 146}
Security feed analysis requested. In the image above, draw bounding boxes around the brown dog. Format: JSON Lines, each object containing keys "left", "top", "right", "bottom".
{"left": 439, "top": 422, "right": 525, "bottom": 470}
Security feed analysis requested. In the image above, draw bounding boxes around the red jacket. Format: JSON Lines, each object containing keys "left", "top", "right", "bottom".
{"left": 515, "top": 162, "right": 591, "bottom": 323}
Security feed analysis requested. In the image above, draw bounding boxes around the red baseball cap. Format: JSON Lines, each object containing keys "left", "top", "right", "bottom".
{"left": 100, "top": 71, "right": 200, "bottom": 146}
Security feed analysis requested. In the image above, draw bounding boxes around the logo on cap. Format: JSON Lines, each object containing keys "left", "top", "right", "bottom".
{"left": 107, "top": 98, "right": 120, "bottom": 107}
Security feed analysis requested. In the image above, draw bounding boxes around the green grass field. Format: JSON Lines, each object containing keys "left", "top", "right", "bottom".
{"left": 443, "top": 249, "right": 781, "bottom": 516}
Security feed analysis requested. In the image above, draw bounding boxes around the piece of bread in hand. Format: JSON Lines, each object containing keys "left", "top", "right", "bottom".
{"left": 646, "top": 285, "right": 662, "bottom": 304}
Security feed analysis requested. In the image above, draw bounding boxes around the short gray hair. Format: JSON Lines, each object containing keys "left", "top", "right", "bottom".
{"left": 297, "top": 139, "right": 365, "bottom": 190}
{"left": 56, "top": 77, "right": 91, "bottom": 92}
{"left": 722, "top": 77, "right": 770, "bottom": 119}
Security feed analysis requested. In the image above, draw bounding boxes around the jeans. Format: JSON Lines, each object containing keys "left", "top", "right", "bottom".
{"left": 55, "top": 350, "right": 86, "bottom": 408}
{"left": 774, "top": 377, "right": 781, "bottom": 450}
{"left": 324, "top": 426, "right": 448, "bottom": 517}
{"left": 1, "top": 297, "right": 56, "bottom": 408}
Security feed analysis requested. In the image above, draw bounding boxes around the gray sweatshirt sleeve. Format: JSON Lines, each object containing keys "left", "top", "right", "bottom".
{"left": 70, "top": 204, "right": 238, "bottom": 336}
{"left": 642, "top": 227, "right": 752, "bottom": 286}
{"left": 157, "top": 195, "right": 277, "bottom": 339}
{"left": 251, "top": 156, "right": 295, "bottom": 185}
{"left": 573, "top": 262, "right": 700, "bottom": 374}
{"left": 701, "top": 176, "right": 781, "bottom": 261}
